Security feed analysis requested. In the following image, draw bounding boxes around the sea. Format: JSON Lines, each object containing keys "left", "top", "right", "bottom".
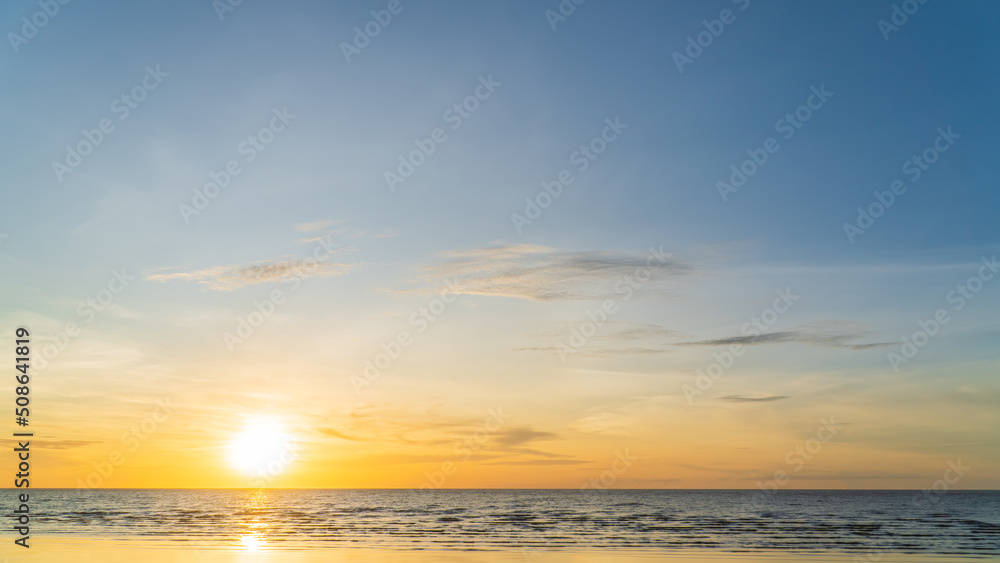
{"left": 23, "top": 489, "right": 1000, "bottom": 557}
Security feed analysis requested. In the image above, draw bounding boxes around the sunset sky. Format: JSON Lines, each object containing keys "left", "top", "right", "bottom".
{"left": 1, "top": 0, "right": 998, "bottom": 490}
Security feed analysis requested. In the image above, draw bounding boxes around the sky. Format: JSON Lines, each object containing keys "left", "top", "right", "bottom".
{"left": 1, "top": 0, "right": 998, "bottom": 490}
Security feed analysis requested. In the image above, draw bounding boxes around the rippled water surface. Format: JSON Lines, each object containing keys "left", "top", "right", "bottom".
{"left": 31, "top": 489, "right": 1000, "bottom": 555}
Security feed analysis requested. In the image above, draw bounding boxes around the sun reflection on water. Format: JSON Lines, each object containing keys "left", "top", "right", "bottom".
{"left": 239, "top": 534, "right": 264, "bottom": 551}
{"left": 237, "top": 489, "right": 272, "bottom": 551}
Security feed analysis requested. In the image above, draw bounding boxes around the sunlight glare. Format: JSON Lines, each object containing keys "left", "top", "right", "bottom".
{"left": 227, "top": 416, "right": 294, "bottom": 476}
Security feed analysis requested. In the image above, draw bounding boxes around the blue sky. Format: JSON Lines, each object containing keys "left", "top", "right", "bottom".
{"left": 1, "top": 0, "right": 998, "bottom": 488}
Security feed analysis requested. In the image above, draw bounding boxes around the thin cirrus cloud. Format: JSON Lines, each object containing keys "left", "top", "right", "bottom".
{"left": 295, "top": 220, "right": 342, "bottom": 232}
{"left": 146, "top": 258, "right": 353, "bottom": 291}
{"left": 515, "top": 322, "right": 687, "bottom": 357}
{"left": 0, "top": 439, "right": 101, "bottom": 450}
{"left": 317, "top": 405, "right": 573, "bottom": 462}
{"left": 717, "top": 395, "right": 789, "bottom": 403}
{"left": 317, "top": 405, "right": 558, "bottom": 448}
{"left": 483, "top": 459, "right": 590, "bottom": 466}
{"left": 297, "top": 226, "right": 396, "bottom": 245}
{"left": 514, "top": 345, "right": 673, "bottom": 357}
{"left": 491, "top": 428, "right": 557, "bottom": 447}
{"left": 569, "top": 412, "right": 635, "bottom": 436}
{"left": 517, "top": 321, "right": 889, "bottom": 358}
{"left": 679, "top": 321, "right": 893, "bottom": 350}
{"left": 408, "top": 243, "right": 689, "bottom": 301}
{"left": 528, "top": 322, "right": 687, "bottom": 342}
{"left": 320, "top": 423, "right": 557, "bottom": 451}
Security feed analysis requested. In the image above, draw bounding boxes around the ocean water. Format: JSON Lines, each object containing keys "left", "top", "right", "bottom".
{"left": 28, "top": 489, "right": 1000, "bottom": 556}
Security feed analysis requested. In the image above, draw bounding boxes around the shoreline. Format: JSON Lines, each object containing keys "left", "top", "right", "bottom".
{"left": 8, "top": 538, "right": 999, "bottom": 563}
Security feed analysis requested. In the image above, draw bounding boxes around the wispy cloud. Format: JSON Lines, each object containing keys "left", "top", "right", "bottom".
{"left": 295, "top": 220, "right": 342, "bottom": 232}
{"left": 297, "top": 226, "right": 395, "bottom": 245}
{"left": 616, "top": 477, "right": 681, "bottom": 485}
{"left": 717, "top": 395, "right": 789, "bottom": 403}
{"left": 604, "top": 323, "right": 687, "bottom": 340}
{"left": 514, "top": 345, "right": 673, "bottom": 357}
{"left": 737, "top": 472, "right": 923, "bottom": 481}
{"left": 317, "top": 405, "right": 558, "bottom": 450}
{"left": 527, "top": 322, "right": 686, "bottom": 342}
{"left": 680, "top": 322, "right": 892, "bottom": 350}
{"left": 147, "top": 258, "right": 352, "bottom": 291}
{"left": 569, "top": 412, "right": 635, "bottom": 436}
{"left": 484, "top": 459, "right": 589, "bottom": 466}
{"left": 517, "top": 322, "right": 686, "bottom": 357}
{"left": 492, "top": 428, "right": 557, "bottom": 447}
{"left": 409, "top": 243, "right": 689, "bottom": 301}
{"left": 519, "top": 320, "right": 889, "bottom": 359}
{"left": 0, "top": 439, "right": 100, "bottom": 450}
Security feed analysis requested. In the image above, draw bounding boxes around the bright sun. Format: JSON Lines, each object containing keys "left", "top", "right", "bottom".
{"left": 228, "top": 416, "right": 295, "bottom": 476}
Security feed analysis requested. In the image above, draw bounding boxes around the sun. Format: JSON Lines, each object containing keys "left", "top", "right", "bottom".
{"left": 227, "top": 416, "right": 296, "bottom": 477}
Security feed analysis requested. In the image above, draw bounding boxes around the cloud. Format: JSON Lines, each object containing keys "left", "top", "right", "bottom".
{"left": 519, "top": 320, "right": 890, "bottom": 359}
{"left": 317, "top": 406, "right": 570, "bottom": 463}
{"left": 569, "top": 412, "right": 635, "bottom": 436}
{"left": 410, "top": 243, "right": 688, "bottom": 301}
{"left": 317, "top": 405, "right": 553, "bottom": 447}
{"left": 516, "top": 322, "right": 685, "bottom": 358}
{"left": 297, "top": 227, "right": 395, "bottom": 245}
{"left": 514, "top": 345, "right": 672, "bottom": 357}
{"left": 0, "top": 439, "right": 100, "bottom": 450}
{"left": 602, "top": 323, "right": 687, "bottom": 341}
{"left": 501, "top": 448, "right": 573, "bottom": 458}
{"left": 717, "top": 395, "right": 789, "bottom": 403}
{"left": 484, "top": 459, "right": 590, "bottom": 466}
{"left": 147, "top": 258, "right": 352, "bottom": 291}
{"left": 681, "top": 322, "right": 892, "bottom": 350}
{"left": 317, "top": 427, "right": 365, "bottom": 441}
{"left": 615, "top": 477, "right": 681, "bottom": 485}
{"left": 347, "top": 453, "right": 505, "bottom": 465}
{"left": 492, "top": 428, "right": 557, "bottom": 447}
{"left": 737, "top": 471, "right": 922, "bottom": 481}
{"left": 295, "top": 220, "right": 342, "bottom": 232}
